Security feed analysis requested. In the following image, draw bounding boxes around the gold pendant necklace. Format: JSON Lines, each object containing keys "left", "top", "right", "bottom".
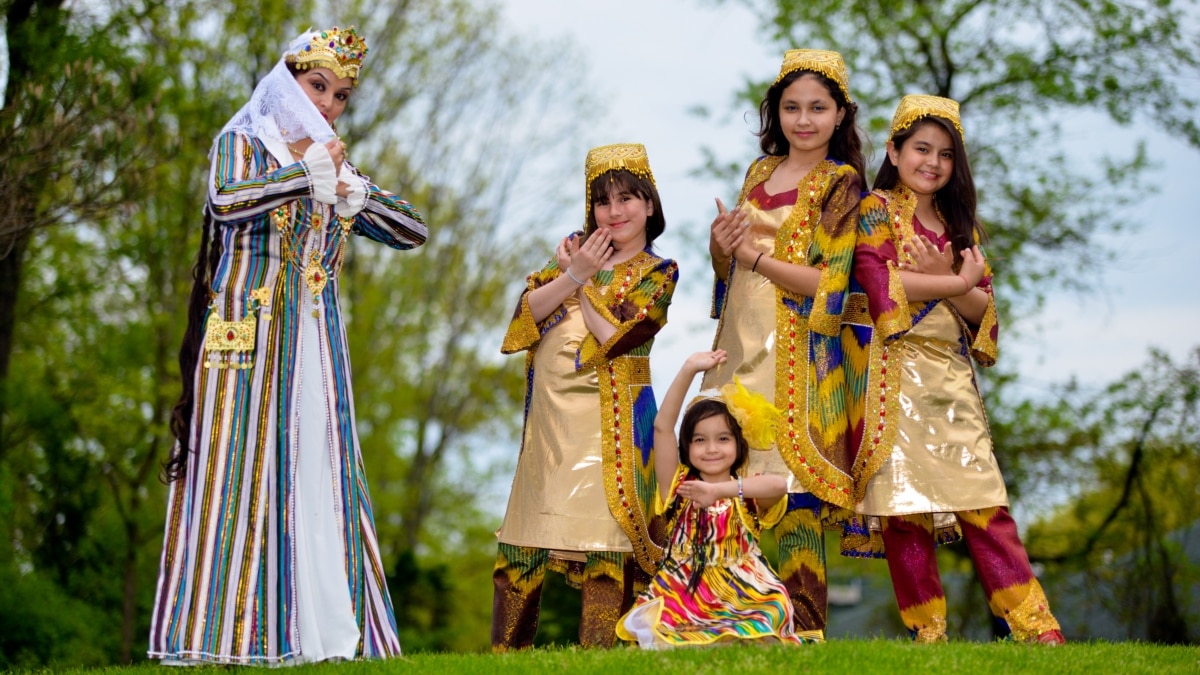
{"left": 271, "top": 203, "right": 353, "bottom": 318}
{"left": 304, "top": 250, "right": 329, "bottom": 297}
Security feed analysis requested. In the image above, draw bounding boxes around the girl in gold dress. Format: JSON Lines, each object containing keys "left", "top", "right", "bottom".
{"left": 851, "top": 95, "right": 1065, "bottom": 643}
{"left": 492, "top": 144, "right": 677, "bottom": 649}
{"left": 702, "top": 49, "right": 865, "bottom": 641}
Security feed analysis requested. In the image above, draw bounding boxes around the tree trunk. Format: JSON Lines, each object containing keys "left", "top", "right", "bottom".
{"left": 120, "top": 517, "right": 140, "bottom": 663}
{"left": 0, "top": 233, "right": 30, "bottom": 455}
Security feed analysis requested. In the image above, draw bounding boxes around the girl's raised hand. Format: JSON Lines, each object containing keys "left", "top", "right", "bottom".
{"left": 556, "top": 231, "right": 582, "bottom": 273}
{"left": 709, "top": 198, "right": 747, "bottom": 260}
{"left": 567, "top": 229, "right": 614, "bottom": 280}
{"left": 676, "top": 479, "right": 721, "bottom": 508}
{"left": 958, "top": 245, "right": 986, "bottom": 289}
{"left": 684, "top": 350, "right": 727, "bottom": 375}
{"left": 901, "top": 235, "right": 954, "bottom": 275}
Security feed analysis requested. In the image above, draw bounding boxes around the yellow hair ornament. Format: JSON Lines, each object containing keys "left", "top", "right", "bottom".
{"left": 718, "top": 377, "right": 781, "bottom": 451}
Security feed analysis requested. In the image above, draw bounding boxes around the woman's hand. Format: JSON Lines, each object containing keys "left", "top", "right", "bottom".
{"left": 325, "top": 138, "right": 346, "bottom": 171}
{"left": 901, "top": 235, "right": 954, "bottom": 275}
{"left": 565, "top": 229, "right": 613, "bottom": 280}
{"left": 709, "top": 198, "right": 747, "bottom": 260}
{"left": 676, "top": 479, "right": 723, "bottom": 508}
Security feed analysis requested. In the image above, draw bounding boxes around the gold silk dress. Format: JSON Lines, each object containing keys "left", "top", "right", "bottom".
{"left": 856, "top": 302, "right": 1008, "bottom": 516}
{"left": 497, "top": 251, "right": 678, "bottom": 573}
{"left": 702, "top": 157, "right": 863, "bottom": 505}
{"left": 702, "top": 186, "right": 795, "bottom": 484}
{"left": 852, "top": 187, "right": 1006, "bottom": 532}
{"left": 498, "top": 295, "right": 630, "bottom": 554}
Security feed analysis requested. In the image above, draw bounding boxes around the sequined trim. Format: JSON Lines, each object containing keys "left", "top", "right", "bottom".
{"left": 999, "top": 579, "right": 1061, "bottom": 642}
{"left": 600, "top": 357, "right": 664, "bottom": 574}
{"left": 627, "top": 356, "right": 651, "bottom": 386}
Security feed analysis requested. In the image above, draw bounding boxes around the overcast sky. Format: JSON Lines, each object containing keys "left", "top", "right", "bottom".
{"left": 498, "top": 0, "right": 1200, "bottom": 407}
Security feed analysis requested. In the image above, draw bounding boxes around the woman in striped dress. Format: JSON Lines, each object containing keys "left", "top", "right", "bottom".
{"left": 149, "top": 26, "right": 426, "bottom": 665}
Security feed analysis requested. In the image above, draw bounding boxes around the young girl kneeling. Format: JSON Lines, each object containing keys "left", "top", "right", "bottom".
{"left": 617, "top": 350, "right": 805, "bottom": 649}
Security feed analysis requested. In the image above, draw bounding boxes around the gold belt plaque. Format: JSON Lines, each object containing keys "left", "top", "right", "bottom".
{"left": 204, "top": 312, "right": 257, "bottom": 352}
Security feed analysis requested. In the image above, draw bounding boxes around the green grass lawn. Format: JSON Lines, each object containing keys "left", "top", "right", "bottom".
{"left": 24, "top": 640, "right": 1200, "bottom": 675}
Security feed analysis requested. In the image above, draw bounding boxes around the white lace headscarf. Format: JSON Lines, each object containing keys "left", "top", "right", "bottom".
{"left": 215, "top": 30, "right": 338, "bottom": 151}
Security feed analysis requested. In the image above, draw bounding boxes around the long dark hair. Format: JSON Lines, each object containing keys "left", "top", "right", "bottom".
{"left": 757, "top": 69, "right": 866, "bottom": 180}
{"left": 164, "top": 209, "right": 221, "bottom": 482}
{"left": 665, "top": 398, "right": 750, "bottom": 592}
{"left": 872, "top": 116, "right": 986, "bottom": 258}
{"left": 585, "top": 168, "right": 666, "bottom": 247}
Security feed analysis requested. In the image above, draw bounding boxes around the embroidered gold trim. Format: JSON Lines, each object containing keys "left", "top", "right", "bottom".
{"left": 599, "top": 357, "right": 664, "bottom": 575}
{"left": 583, "top": 143, "right": 656, "bottom": 228}
{"left": 770, "top": 161, "right": 858, "bottom": 506}
{"left": 773, "top": 49, "right": 853, "bottom": 103}
{"left": 627, "top": 356, "right": 651, "bottom": 386}
{"left": 889, "top": 94, "right": 964, "bottom": 141}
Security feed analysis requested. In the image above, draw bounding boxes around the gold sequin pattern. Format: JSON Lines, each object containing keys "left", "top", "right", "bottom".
{"left": 773, "top": 49, "right": 853, "bottom": 103}
{"left": 599, "top": 356, "right": 665, "bottom": 575}
{"left": 771, "top": 160, "right": 854, "bottom": 505}
{"left": 994, "top": 578, "right": 1061, "bottom": 642}
{"left": 889, "top": 94, "right": 964, "bottom": 141}
{"left": 583, "top": 143, "right": 656, "bottom": 227}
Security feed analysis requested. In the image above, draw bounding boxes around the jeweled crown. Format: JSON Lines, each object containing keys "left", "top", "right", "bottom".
{"left": 889, "top": 94, "right": 964, "bottom": 141}
{"left": 584, "top": 143, "right": 656, "bottom": 225}
{"left": 774, "top": 49, "right": 852, "bottom": 103}
{"left": 286, "top": 26, "right": 369, "bottom": 85}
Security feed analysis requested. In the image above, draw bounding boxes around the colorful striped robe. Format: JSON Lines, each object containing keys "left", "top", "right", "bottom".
{"left": 149, "top": 131, "right": 425, "bottom": 664}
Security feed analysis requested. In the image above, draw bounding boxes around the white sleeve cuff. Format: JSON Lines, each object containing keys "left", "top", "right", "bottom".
{"left": 303, "top": 143, "right": 338, "bottom": 205}
{"left": 334, "top": 171, "right": 368, "bottom": 217}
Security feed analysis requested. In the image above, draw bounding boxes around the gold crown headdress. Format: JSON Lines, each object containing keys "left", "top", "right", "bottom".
{"left": 583, "top": 143, "right": 656, "bottom": 229}
{"left": 889, "top": 94, "right": 964, "bottom": 141}
{"left": 773, "top": 49, "right": 852, "bottom": 103}
{"left": 690, "top": 377, "right": 782, "bottom": 451}
{"left": 286, "top": 26, "right": 369, "bottom": 86}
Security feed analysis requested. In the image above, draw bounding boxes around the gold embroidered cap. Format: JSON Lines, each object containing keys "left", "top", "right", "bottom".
{"left": 689, "top": 377, "right": 782, "bottom": 451}
{"left": 584, "top": 143, "right": 656, "bottom": 226}
{"left": 889, "top": 94, "right": 964, "bottom": 141}
{"left": 774, "top": 49, "right": 852, "bottom": 103}
{"left": 286, "top": 26, "right": 369, "bottom": 86}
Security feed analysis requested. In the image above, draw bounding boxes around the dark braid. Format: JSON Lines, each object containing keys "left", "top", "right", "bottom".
{"left": 686, "top": 505, "right": 711, "bottom": 593}
{"left": 163, "top": 208, "right": 221, "bottom": 483}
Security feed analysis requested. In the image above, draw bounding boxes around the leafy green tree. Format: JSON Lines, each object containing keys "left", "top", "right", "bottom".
{"left": 0, "top": 0, "right": 155, "bottom": 443}
{"left": 0, "top": 0, "right": 169, "bottom": 663}
{"left": 1020, "top": 348, "right": 1200, "bottom": 643}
